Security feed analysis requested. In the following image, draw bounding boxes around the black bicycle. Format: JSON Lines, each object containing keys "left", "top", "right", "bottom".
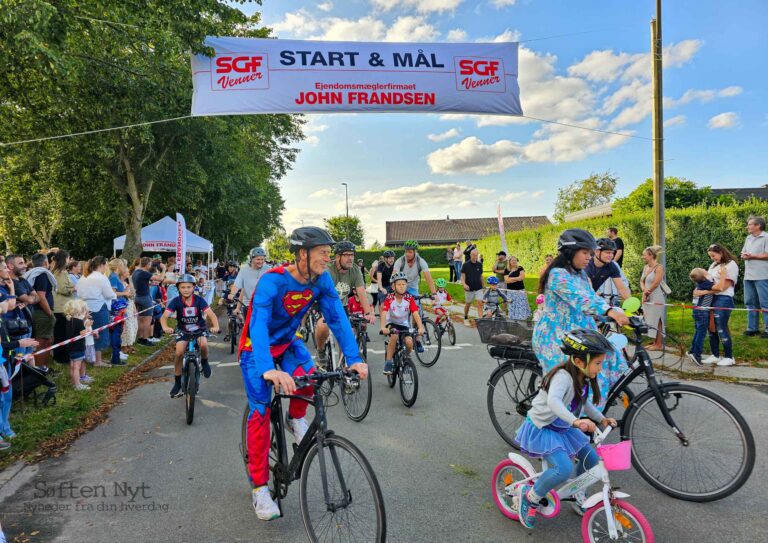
{"left": 381, "top": 328, "right": 419, "bottom": 407}
{"left": 413, "top": 294, "right": 441, "bottom": 367}
{"left": 225, "top": 300, "right": 242, "bottom": 354}
{"left": 174, "top": 330, "right": 211, "bottom": 425}
{"left": 300, "top": 304, "right": 321, "bottom": 348}
{"left": 485, "top": 315, "right": 756, "bottom": 502}
{"left": 434, "top": 308, "right": 456, "bottom": 346}
{"left": 239, "top": 371, "right": 386, "bottom": 542}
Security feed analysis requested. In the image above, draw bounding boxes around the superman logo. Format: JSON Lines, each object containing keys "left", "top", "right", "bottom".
{"left": 282, "top": 290, "right": 314, "bottom": 316}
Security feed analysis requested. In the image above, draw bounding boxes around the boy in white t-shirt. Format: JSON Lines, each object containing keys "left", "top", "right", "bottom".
{"left": 433, "top": 278, "right": 453, "bottom": 326}
{"left": 380, "top": 272, "right": 425, "bottom": 375}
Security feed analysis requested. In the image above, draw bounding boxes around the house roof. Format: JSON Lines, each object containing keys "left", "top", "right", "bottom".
{"left": 385, "top": 216, "right": 551, "bottom": 246}
{"left": 711, "top": 187, "right": 768, "bottom": 201}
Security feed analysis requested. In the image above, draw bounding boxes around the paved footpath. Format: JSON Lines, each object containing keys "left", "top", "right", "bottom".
{"left": 1, "top": 322, "right": 767, "bottom": 542}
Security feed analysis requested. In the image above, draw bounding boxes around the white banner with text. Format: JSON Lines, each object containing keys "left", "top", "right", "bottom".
{"left": 191, "top": 37, "right": 521, "bottom": 116}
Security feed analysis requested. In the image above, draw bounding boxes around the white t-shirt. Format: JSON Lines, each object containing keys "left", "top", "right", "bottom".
{"left": 382, "top": 293, "right": 418, "bottom": 327}
{"left": 708, "top": 260, "right": 739, "bottom": 297}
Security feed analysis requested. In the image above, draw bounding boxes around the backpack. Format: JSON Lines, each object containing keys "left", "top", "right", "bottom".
{"left": 398, "top": 256, "right": 423, "bottom": 277}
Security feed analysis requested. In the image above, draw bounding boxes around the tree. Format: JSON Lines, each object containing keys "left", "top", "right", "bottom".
{"left": 553, "top": 172, "right": 618, "bottom": 223}
{"left": 265, "top": 226, "right": 291, "bottom": 263}
{"left": 369, "top": 240, "right": 382, "bottom": 250}
{"left": 612, "top": 177, "right": 733, "bottom": 214}
{"left": 324, "top": 216, "right": 365, "bottom": 248}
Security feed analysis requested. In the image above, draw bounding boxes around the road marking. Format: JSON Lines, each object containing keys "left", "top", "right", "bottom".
{"left": 455, "top": 343, "right": 473, "bottom": 347}
{"left": 218, "top": 362, "right": 240, "bottom": 367}
{"left": 367, "top": 349, "right": 385, "bottom": 354}
{"left": 442, "top": 346, "right": 463, "bottom": 350}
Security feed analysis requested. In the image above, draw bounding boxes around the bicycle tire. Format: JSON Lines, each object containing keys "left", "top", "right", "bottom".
{"left": 229, "top": 320, "right": 237, "bottom": 355}
{"left": 387, "top": 348, "right": 397, "bottom": 388}
{"left": 447, "top": 321, "right": 456, "bottom": 346}
{"left": 185, "top": 358, "right": 197, "bottom": 425}
{"left": 487, "top": 361, "right": 542, "bottom": 448}
{"left": 491, "top": 458, "right": 532, "bottom": 521}
{"left": 308, "top": 313, "right": 318, "bottom": 349}
{"left": 340, "top": 339, "right": 372, "bottom": 422}
{"left": 415, "top": 318, "right": 441, "bottom": 367}
{"left": 399, "top": 357, "right": 418, "bottom": 407}
{"left": 582, "top": 499, "right": 654, "bottom": 542}
{"left": 299, "top": 434, "right": 386, "bottom": 543}
{"left": 624, "top": 383, "right": 755, "bottom": 502}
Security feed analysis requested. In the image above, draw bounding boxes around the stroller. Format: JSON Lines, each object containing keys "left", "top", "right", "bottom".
{"left": 10, "top": 359, "right": 57, "bottom": 407}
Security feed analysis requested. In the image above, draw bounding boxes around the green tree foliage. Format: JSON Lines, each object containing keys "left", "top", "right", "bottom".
{"left": 0, "top": 1, "right": 301, "bottom": 259}
{"left": 553, "top": 172, "right": 617, "bottom": 223}
{"left": 325, "top": 215, "right": 365, "bottom": 248}
{"left": 264, "top": 226, "right": 291, "bottom": 263}
{"left": 612, "top": 177, "right": 735, "bottom": 214}
{"left": 369, "top": 240, "right": 382, "bottom": 250}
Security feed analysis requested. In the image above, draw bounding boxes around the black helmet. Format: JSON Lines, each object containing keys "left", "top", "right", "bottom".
{"left": 334, "top": 240, "right": 356, "bottom": 255}
{"left": 560, "top": 328, "right": 615, "bottom": 356}
{"left": 595, "top": 237, "right": 617, "bottom": 251}
{"left": 557, "top": 229, "right": 598, "bottom": 253}
{"left": 289, "top": 226, "right": 336, "bottom": 253}
{"left": 383, "top": 250, "right": 395, "bottom": 258}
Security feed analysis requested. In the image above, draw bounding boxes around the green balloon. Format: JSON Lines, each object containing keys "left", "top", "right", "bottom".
{"left": 622, "top": 297, "right": 642, "bottom": 315}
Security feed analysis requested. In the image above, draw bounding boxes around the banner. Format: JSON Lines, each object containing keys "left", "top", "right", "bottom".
{"left": 191, "top": 37, "right": 521, "bottom": 116}
{"left": 175, "top": 213, "right": 187, "bottom": 274}
{"left": 497, "top": 203, "right": 508, "bottom": 254}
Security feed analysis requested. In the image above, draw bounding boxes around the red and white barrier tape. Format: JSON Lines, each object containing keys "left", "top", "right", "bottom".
{"left": 29, "top": 302, "right": 166, "bottom": 357}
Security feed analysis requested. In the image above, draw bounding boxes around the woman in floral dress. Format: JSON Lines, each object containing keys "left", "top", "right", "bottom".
{"left": 532, "top": 229, "right": 629, "bottom": 408}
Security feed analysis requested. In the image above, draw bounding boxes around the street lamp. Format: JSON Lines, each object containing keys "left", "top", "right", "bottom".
{"left": 340, "top": 182, "right": 350, "bottom": 240}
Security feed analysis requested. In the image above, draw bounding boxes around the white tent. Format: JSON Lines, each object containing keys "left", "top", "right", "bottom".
{"left": 113, "top": 216, "right": 213, "bottom": 254}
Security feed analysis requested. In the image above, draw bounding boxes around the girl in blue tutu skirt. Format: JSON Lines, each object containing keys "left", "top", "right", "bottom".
{"left": 515, "top": 328, "right": 618, "bottom": 530}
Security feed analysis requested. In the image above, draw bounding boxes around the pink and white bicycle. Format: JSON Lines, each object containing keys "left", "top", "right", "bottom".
{"left": 491, "top": 426, "right": 654, "bottom": 542}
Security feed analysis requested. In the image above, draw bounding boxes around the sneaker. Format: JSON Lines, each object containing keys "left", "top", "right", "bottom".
{"left": 286, "top": 415, "right": 309, "bottom": 443}
{"left": 223, "top": 334, "right": 231, "bottom": 342}
{"left": 571, "top": 490, "right": 588, "bottom": 517}
{"left": 74, "top": 383, "right": 90, "bottom": 391}
{"left": 416, "top": 341, "right": 425, "bottom": 353}
{"left": 170, "top": 381, "right": 184, "bottom": 398}
{"left": 686, "top": 352, "right": 703, "bottom": 366}
{"left": 0, "top": 438, "right": 10, "bottom": 451}
{"left": 717, "top": 357, "right": 736, "bottom": 366}
{"left": 137, "top": 339, "right": 152, "bottom": 347}
{"left": 119, "top": 352, "right": 129, "bottom": 361}
{"left": 202, "top": 360, "right": 212, "bottom": 378}
{"left": 744, "top": 330, "right": 759, "bottom": 337}
{"left": 80, "top": 375, "right": 94, "bottom": 384}
{"left": 517, "top": 484, "right": 537, "bottom": 529}
{"left": 702, "top": 355, "right": 720, "bottom": 365}
{"left": 111, "top": 360, "right": 127, "bottom": 366}
{"left": 383, "top": 360, "right": 394, "bottom": 375}
{"left": 252, "top": 486, "right": 280, "bottom": 521}
{"left": 3, "top": 431, "right": 17, "bottom": 440}
{"left": 147, "top": 337, "right": 160, "bottom": 344}
{"left": 94, "top": 362, "right": 112, "bottom": 368}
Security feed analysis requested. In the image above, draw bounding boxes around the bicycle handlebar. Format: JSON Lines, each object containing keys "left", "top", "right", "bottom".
{"left": 593, "top": 424, "right": 615, "bottom": 446}
{"left": 173, "top": 330, "right": 214, "bottom": 341}
{"left": 293, "top": 370, "right": 361, "bottom": 388}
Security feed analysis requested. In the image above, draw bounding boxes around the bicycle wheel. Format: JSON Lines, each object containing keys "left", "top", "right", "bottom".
{"left": 491, "top": 458, "right": 532, "bottom": 521}
{"left": 447, "top": 320, "right": 456, "bottom": 346}
{"left": 399, "top": 357, "right": 418, "bottom": 407}
{"left": 582, "top": 499, "right": 654, "bottom": 542}
{"left": 387, "top": 347, "right": 397, "bottom": 388}
{"left": 624, "top": 383, "right": 755, "bottom": 502}
{"left": 300, "top": 434, "right": 386, "bottom": 543}
{"left": 308, "top": 314, "right": 318, "bottom": 349}
{"left": 415, "top": 318, "right": 441, "bottom": 367}
{"left": 185, "top": 359, "right": 197, "bottom": 425}
{"left": 340, "top": 343, "right": 372, "bottom": 422}
{"left": 229, "top": 320, "right": 237, "bottom": 354}
{"left": 487, "top": 361, "right": 542, "bottom": 448}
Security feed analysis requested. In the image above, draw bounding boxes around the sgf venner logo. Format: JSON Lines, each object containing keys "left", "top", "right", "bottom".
{"left": 212, "top": 54, "right": 269, "bottom": 91}
{"left": 454, "top": 57, "right": 505, "bottom": 93}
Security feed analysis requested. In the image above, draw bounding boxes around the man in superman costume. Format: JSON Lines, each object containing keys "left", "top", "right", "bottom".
{"left": 239, "top": 226, "right": 369, "bottom": 520}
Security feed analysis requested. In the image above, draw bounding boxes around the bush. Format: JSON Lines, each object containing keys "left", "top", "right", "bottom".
{"left": 476, "top": 199, "right": 768, "bottom": 301}
{"left": 357, "top": 246, "right": 456, "bottom": 268}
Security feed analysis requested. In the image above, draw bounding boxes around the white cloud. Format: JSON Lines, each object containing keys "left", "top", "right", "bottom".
{"left": 309, "top": 188, "right": 337, "bottom": 198}
{"left": 476, "top": 28, "right": 522, "bottom": 43}
{"left": 318, "top": 16, "right": 387, "bottom": 41}
{"left": 317, "top": 2, "right": 333, "bottom": 12}
{"left": 352, "top": 181, "right": 492, "bottom": 209}
{"left": 664, "top": 115, "right": 686, "bottom": 128}
{"left": 427, "top": 128, "right": 460, "bottom": 142}
{"left": 446, "top": 28, "right": 468, "bottom": 42}
{"left": 523, "top": 120, "right": 628, "bottom": 164}
{"left": 304, "top": 118, "right": 329, "bottom": 133}
{"left": 304, "top": 135, "right": 320, "bottom": 146}
{"left": 271, "top": 9, "right": 322, "bottom": 36}
{"left": 719, "top": 86, "right": 743, "bottom": 97}
{"left": 708, "top": 112, "right": 739, "bottom": 129}
{"left": 282, "top": 207, "right": 329, "bottom": 231}
{"left": 370, "top": 0, "right": 463, "bottom": 14}
{"left": 427, "top": 136, "right": 525, "bottom": 175}
{"left": 384, "top": 16, "right": 439, "bottom": 42}
{"left": 568, "top": 50, "right": 634, "bottom": 82}
{"left": 500, "top": 190, "right": 544, "bottom": 201}
{"left": 492, "top": 0, "right": 518, "bottom": 7}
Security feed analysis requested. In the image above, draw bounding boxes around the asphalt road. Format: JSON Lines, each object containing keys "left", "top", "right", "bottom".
{"left": 1, "top": 322, "right": 767, "bottom": 542}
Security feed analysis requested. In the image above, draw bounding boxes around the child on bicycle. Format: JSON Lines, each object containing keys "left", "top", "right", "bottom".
{"left": 514, "top": 328, "right": 617, "bottom": 530}
{"left": 160, "top": 274, "right": 220, "bottom": 398}
{"left": 347, "top": 289, "right": 365, "bottom": 317}
{"left": 380, "top": 272, "right": 425, "bottom": 375}
{"left": 433, "top": 278, "right": 453, "bottom": 324}
{"left": 482, "top": 276, "right": 510, "bottom": 318}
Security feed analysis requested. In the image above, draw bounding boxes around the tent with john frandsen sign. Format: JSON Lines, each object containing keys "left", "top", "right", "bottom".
{"left": 112, "top": 216, "right": 213, "bottom": 255}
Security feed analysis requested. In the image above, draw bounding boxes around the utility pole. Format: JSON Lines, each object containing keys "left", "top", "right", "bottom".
{"left": 341, "top": 182, "right": 350, "bottom": 240}
{"left": 651, "top": 0, "right": 665, "bottom": 256}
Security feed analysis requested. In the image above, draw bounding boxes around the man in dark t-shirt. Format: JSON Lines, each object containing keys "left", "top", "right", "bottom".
{"left": 607, "top": 227, "right": 625, "bottom": 267}
{"left": 461, "top": 248, "right": 484, "bottom": 322}
{"left": 588, "top": 238, "right": 631, "bottom": 304}
{"left": 132, "top": 257, "right": 161, "bottom": 346}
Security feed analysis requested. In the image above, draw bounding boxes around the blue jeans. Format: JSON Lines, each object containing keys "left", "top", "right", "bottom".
{"left": 533, "top": 445, "right": 599, "bottom": 497}
{"left": 110, "top": 322, "right": 124, "bottom": 364}
{"left": 453, "top": 261, "right": 463, "bottom": 281}
{"left": 710, "top": 295, "right": 734, "bottom": 359}
{"left": 743, "top": 279, "right": 768, "bottom": 332}
{"left": 0, "top": 372, "right": 12, "bottom": 436}
{"left": 16, "top": 331, "right": 33, "bottom": 356}
{"left": 689, "top": 309, "right": 710, "bottom": 357}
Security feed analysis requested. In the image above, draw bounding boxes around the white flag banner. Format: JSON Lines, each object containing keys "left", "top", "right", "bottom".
{"left": 191, "top": 37, "right": 521, "bottom": 116}
{"left": 175, "top": 213, "right": 187, "bottom": 274}
{"left": 497, "top": 203, "right": 508, "bottom": 254}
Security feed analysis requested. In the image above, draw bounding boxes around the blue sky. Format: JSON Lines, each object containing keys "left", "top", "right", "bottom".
{"left": 233, "top": 0, "right": 767, "bottom": 245}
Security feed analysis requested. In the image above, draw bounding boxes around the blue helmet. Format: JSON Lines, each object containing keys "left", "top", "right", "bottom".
{"left": 250, "top": 247, "right": 267, "bottom": 259}
{"left": 111, "top": 298, "right": 129, "bottom": 313}
{"left": 487, "top": 276, "right": 500, "bottom": 285}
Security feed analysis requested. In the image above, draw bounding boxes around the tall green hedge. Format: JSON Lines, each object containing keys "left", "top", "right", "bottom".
{"left": 356, "top": 246, "right": 456, "bottom": 268}
{"left": 476, "top": 200, "right": 768, "bottom": 301}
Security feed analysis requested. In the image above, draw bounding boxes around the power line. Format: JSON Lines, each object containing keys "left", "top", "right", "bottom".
{"left": 520, "top": 115, "right": 654, "bottom": 141}
{"left": 0, "top": 115, "right": 193, "bottom": 147}
{"left": 518, "top": 28, "right": 615, "bottom": 44}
